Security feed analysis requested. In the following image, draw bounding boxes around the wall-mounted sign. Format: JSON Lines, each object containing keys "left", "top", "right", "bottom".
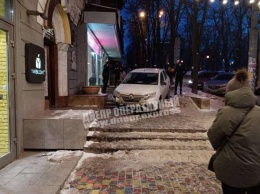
{"left": 25, "top": 43, "right": 46, "bottom": 83}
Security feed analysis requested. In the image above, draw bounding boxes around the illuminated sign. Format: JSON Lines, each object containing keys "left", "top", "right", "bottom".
{"left": 25, "top": 43, "right": 46, "bottom": 83}
{"left": 87, "top": 30, "right": 101, "bottom": 55}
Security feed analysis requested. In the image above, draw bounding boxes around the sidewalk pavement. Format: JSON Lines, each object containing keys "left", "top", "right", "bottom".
{"left": 0, "top": 87, "right": 223, "bottom": 194}
{"left": 0, "top": 151, "right": 82, "bottom": 194}
{"left": 61, "top": 152, "right": 221, "bottom": 194}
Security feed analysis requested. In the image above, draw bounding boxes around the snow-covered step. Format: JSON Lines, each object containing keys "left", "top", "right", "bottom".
{"left": 87, "top": 131, "right": 208, "bottom": 142}
{"left": 89, "top": 127, "right": 207, "bottom": 133}
{"left": 83, "top": 139, "right": 213, "bottom": 153}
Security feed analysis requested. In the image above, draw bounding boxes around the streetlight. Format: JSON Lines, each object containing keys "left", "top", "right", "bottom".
{"left": 139, "top": 11, "right": 145, "bottom": 18}
{"left": 139, "top": 11, "right": 147, "bottom": 67}
{"left": 159, "top": 10, "right": 164, "bottom": 18}
{"left": 155, "top": 10, "right": 164, "bottom": 67}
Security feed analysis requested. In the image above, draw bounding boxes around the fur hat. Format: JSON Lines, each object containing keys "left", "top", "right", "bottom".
{"left": 226, "top": 70, "right": 250, "bottom": 92}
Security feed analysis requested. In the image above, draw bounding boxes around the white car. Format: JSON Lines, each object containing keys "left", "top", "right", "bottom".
{"left": 113, "top": 68, "right": 170, "bottom": 112}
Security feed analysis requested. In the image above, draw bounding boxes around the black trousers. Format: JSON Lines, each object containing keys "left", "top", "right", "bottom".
{"left": 102, "top": 76, "right": 109, "bottom": 93}
{"left": 115, "top": 74, "right": 120, "bottom": 86}
{"left": 174, "top": 77, "right": 183, "bottom": 94}
{"left": 222, "top": 182, "right": 260, "bottom": 194}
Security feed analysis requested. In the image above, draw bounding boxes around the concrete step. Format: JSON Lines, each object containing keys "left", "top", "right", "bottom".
{"left": 105, "top": 104, "right": 116, "bottom": 109}
{"left": 106, "top": 87, "right": 115, "bottom": 92}
{"left": 87, "top": 131, "right": 208, "bottom": 142}
{"left": 89, "top": 127, "right": 207, "bottom": 133}
{"left": 84, "top": 139, "right": 212, "bottom": 153}
{"left": 104, "top": 100, "right": 116, "bottom": 109}
{"left": 105, "top": 100, "right": 116, "bottom": 104}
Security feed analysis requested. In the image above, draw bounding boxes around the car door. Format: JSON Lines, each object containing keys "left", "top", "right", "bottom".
{"left": 160, "top": 71, "right": 168, "bottom": 98}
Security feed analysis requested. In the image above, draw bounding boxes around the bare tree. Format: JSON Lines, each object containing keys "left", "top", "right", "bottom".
{"left": 185, "top": 0, "right": 209, "bottom": 94}
{"left": 162, "top": 0, "right": 184, "bottom": 67}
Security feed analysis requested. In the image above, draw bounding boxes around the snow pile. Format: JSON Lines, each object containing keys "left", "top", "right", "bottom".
{"left": 47, "top": 109, "right": 94, "bottom": 119}
{"left": 46, "top": 150, "right": 82, "bottom": 162}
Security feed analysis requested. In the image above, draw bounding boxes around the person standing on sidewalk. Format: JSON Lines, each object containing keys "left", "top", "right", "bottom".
{"left": 207, "top": 69, "right": 260, "bottom": 194}
{"left": 174, "top": 60, "right": 187, "bottom": 95}
{"left": 102, "top": 61, "right": 110, "bottom": 93}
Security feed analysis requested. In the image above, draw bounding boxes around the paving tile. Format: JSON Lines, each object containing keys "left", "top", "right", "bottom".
{"left": 65, "top": 162, "right": 222, "bottom": 194}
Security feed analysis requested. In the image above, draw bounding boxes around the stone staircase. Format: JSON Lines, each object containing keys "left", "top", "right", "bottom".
{"left": 84, "top": 129, "right": 210, "bottom": 153}
{"left": 83, "top": 96, "right": 214, "bottom": 154}
{"left": 104, "top": 86, "right": 116, "bottom": 109}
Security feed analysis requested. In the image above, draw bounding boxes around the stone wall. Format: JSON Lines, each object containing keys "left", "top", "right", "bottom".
{"left": 15, "top": 0, "right": 45, "bottom": 155}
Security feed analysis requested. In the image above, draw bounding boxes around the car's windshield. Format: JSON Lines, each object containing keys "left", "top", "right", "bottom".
{"left": 212, "top": 73, "right": 234, "bottom": 80}
{"left": 122, "top": 72, "right": 158, "bottom": 85}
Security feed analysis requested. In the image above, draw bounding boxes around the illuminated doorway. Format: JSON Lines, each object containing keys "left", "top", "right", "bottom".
{"left": 0, "top": 23, "right": 16, "bottom": 169}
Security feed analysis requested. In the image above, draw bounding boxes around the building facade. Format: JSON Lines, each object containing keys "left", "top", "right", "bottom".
{"left": 0, "top": 0, "right": 122, "bottom": 169}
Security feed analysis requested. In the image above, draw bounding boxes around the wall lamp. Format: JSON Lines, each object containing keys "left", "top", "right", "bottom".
{"left": 26, "top": 10, "right": 48, "bottom": 20}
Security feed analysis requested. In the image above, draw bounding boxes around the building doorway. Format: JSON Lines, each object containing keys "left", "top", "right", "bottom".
{"left": 0, "top": 22, "right": 16, "bottom": 169}
{"left": 44, "top": 29, "right": 57, "bottom": 108}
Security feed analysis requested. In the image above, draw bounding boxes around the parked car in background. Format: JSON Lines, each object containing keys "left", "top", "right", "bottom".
{"left": 188, "top": 71, "right": 218, "bottom": 89}
{"left": 204, "top": 73, "right": 234, "bottom": 95}
{"left": 113, "top": 68, "right": 170, "bottom": 112}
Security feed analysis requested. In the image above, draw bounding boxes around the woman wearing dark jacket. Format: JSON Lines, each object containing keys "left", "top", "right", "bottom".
{"left": 207, "top": 70, "right": 260, "bottom": 193}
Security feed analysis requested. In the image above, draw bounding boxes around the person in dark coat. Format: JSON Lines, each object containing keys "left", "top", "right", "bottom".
{"left": 207, "top": 69, "right": 260, "bottom": 193}
{"left": 114, "top": 63, "right": 121, "bottom": 87}
{"left": 174, "top": 60, "right": 187, "bottom": 95}
{"left": 166, "top": 63, "right": 175, "bottom": 86}
{"left": 102, "top": 61, "right": 110, "bottom": 93}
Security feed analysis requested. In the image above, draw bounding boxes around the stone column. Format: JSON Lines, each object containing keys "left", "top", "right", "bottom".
{"left": 57, "top": 43, "right": 69, "bottom": 96}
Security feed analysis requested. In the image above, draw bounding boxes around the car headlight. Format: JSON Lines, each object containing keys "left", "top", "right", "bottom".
{"left": 144, "top": 92, "right": 156, "bottom": 100}
{"left": 113, "top": 90, "right": 121, "bottom": 97}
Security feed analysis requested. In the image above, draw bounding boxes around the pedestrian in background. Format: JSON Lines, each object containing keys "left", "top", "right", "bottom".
{"left": 114, "top": 63, "right": 121, "bottom": 87}
{"left": 174, "top": 60, "right": 187, "bottom": 95}
{"left": 207, "top": 69, "right": 260, "bottom": 194}
{"left": 166, "top": 63, "right": 175, "bottom": 87}
{"left": 102, "top": 61, "right": 110, "bottom": 93}
{"left": 120, "top": 69, "right": 127, "bottom": 83}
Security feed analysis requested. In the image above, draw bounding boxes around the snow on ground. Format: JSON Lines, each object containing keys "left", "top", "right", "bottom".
{"left": 179, "top": 85, "right": 224, "bottom": 111}
{"left": 47, "top": 109, "right": 94, "bottom": 119}
{"left": 59, "top": 86, "right": 223, "bottom": 194}
{"left": 42, "top": 150, "right": 83, "bottom": 163}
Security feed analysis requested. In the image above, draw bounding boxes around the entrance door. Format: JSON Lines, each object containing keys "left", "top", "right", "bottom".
{"left": 0, "top": 22, "right": 16, "bottom": 169}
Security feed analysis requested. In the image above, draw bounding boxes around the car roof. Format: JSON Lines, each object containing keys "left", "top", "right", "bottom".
{"left": 130, "top": 68, "right": 163, "bottom": 73}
